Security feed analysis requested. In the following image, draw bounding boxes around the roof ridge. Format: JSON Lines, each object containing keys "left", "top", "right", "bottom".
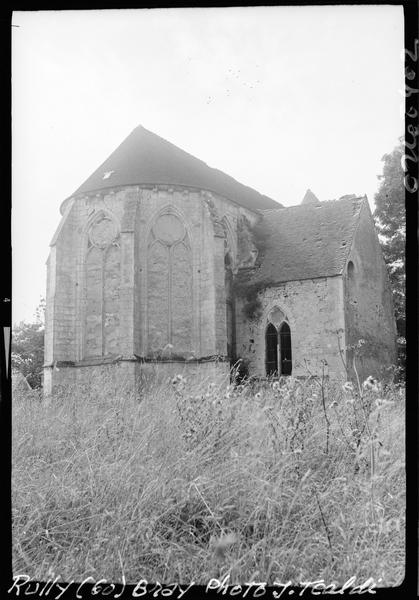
{"left": 138, "top": 125, "right": 214, "bottom": 169}
{"left": 261, "top": 195, "right": 364, "bottom": 213}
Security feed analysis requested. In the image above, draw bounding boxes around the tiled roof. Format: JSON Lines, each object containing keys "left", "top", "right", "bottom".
{"left": 252, "top": 196, "right": 366, "bottom": 284}
{"left": 70, "top": 126, "right": 281, "bottom": 211}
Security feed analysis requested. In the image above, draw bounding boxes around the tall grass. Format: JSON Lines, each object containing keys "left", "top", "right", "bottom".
{"left": 12, "top": 373, "right": 405, "bottom": 586}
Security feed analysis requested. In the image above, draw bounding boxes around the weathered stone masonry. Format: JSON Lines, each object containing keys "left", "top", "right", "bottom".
{"left": 44, "top": 126, "right": 397, "bottom": 393}
{"left": 343, "top": 202, "right": 397, "bottom": 380}
{"left": 236, "top": 276, "right": 347, "bottom": 379}
{"left": 44, "top": 183, "right": 258, "bottom": 393}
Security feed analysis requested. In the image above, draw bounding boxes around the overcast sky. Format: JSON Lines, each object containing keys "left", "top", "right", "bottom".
{"left": 12, "top": 6, "right": 404, "bottom": 325}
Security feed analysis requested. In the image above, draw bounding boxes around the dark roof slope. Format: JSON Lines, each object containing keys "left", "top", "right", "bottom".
{"left": 252, "top": 196, "right": 366, "bottom": 284}
{"left": 70, "top": 126, "right": 281, "bottom": 211}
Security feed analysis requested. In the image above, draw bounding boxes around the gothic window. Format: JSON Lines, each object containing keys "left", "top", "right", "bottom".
{"left": 225, "top": 252, "right": 235, "bottom": 360}
{"left": 103, "top": 245, "right": 121, "bottom": 355}
{"left": 222, "top": 218, "right": 236, "bottom": 361}
{"left": 85, "top": 247, "right": 103, "bottom": 357}
{"left": 279, "top": 322, "right": 292, "bottom": 376}
{"left": 84, "top": 214, "right": 121, "bottom": 359}
{"left": 265, "top": 323, "right": 278, "bottom": 376}
{"left": 147, "top": 212, "right": 193, "bottom": 357}
{"left": 147, "top": 241, "right": 170, "bottom": 351}
{"left": 171, "top": 241, "right": 193, "bottom": 351}
{"left": 265, "top": 320, "right": 292, "bottom": 376}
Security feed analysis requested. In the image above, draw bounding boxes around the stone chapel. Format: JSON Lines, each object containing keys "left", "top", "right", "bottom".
{"left": 43, "top": 126, "right": 397, "bottom": 394}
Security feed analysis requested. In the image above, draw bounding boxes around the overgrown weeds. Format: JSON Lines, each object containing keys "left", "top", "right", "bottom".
{"left": 12, "top": 373, "right": 405, "bottom": 585}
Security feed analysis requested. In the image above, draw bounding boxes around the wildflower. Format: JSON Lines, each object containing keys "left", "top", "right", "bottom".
{"left": 272, "top": 381, "right": 280, "bottom": 391}
{"left": 211, "top": 533, "right": 238, "bottom": 559}
{"left": 254, "top": 392, "right": 262, "bottom": 400}
{"left": 342, "top": 381, "right": 354, "bottom": 392}
{"left": 362, "top": 376, "right": 379, "bottom": 393}
{"left": 171, "top": 374, "right": 186, "bottom": 386}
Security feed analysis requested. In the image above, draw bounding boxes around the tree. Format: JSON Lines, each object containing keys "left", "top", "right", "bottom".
{"left": 12, "top": 299, "right": 45, "bottom": 389}
{"left": 373, "top": 141, "right": 405, "bottom": 359}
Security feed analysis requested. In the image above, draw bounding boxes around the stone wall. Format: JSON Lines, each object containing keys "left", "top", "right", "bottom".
{"left": 135, "top": 187, "right": 257, "bottom": 359}
{"left": 343, "top": 203, "right": 397, "bottom": 381}
{"left": 44, "top": 358, "right": 230, "bottom": 396}
{"left": 44, "top": 360, "right": 139, "bottom": 396}
{"left": 235, "top": 276, "right": 347, "bottom": 379}
{"left": 44, "top": 184, "right": 257, "bottom": 394}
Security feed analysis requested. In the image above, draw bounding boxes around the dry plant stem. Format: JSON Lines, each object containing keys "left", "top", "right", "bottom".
{"left": 305, "top": 359, "right": 330, "bottom": 454}
{"left": 336, "top": 331, "right": 349, "bottom": 378}
{"left": 352, "top": 356, "right": 377, "bottom": 523}
{"left": 331, "top": 406, "right": 354, "bottom": 451}
{"left": 353, "top": 355, "right": 362, "bottom": 397}
{"left": 226, "top": 468, "right": 312, "bottom": 577}
{"left": 192, "top": 483, "right": 223, "bottom": 534}
{"left": 313, "top": 486, "right": 334, "bottom": 559}
{"left": 320, "top": 362, "right": 330, "bottom": 455}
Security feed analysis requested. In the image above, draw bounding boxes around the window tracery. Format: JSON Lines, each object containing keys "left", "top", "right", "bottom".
{"left": 222, "top": 218, "right": 236, "bottom": 361}
{"left": 84, "top": 213, "right": 121, "bottom": 358}
{"left": 265, "top": 307, "right": 292, "bottom": 376}
{"left": 146, "top": 211, "right": 193, "bottom": 357}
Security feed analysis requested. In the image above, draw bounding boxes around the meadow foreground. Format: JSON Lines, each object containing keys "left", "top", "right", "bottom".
{"left": 12, "top": 373, "right": 405, "bottom": 586}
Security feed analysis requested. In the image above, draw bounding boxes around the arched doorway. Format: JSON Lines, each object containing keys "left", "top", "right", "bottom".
{"left": 265, "top": 321, "right": 292, "bottom": 376}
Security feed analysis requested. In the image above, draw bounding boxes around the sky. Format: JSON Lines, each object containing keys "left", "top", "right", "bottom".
{"left": 12, "top": 6, "right": 404, "bottom": 325}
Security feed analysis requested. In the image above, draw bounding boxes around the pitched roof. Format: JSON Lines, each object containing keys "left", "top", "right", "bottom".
{"left": 251, "top": 195, "right": 366, "bottom": 284}
{"left": 301, "top": 189, "right": 321, "bottom": 205}
{"left": 70, "top": 126, "right": 281, "bottom": 211}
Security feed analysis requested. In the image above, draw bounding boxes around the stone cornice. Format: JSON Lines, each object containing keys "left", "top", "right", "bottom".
{"left": 61, "top": 183, "right": 262, "bottom": 217}
{"left": 44, "top": 354, "right": 230, "bottom": 368}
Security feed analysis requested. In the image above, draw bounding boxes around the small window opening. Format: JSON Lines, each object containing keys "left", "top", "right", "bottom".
{"left": 265, "top": 323, "right": 278, "bottom": 376}
{"left": 265, "top": 321, "right": 293, "bottom": 377}
{"left": 279, "top": 322, "right": 292, "bottom": 376}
